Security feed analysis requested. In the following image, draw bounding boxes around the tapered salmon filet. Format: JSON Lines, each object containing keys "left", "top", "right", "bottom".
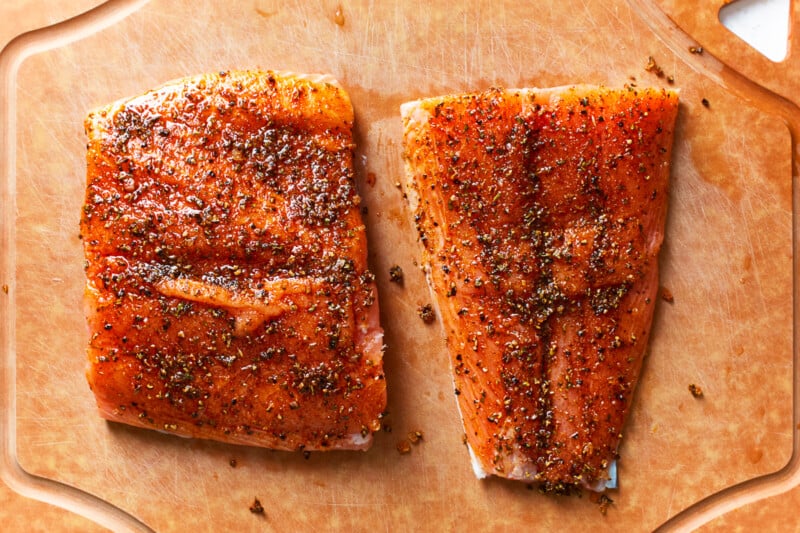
{"left": 81, "top": 70, "right": 386, "bottom": 451}
{"left": 401, "top": 86, "right": 678, "bottom": 491}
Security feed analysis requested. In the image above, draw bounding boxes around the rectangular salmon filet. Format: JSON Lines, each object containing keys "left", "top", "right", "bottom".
{"left": 401, "top": 86, "right": 678, "bottom": 490}
{"left": 81, "top": 70, "right": 386, "bottom": 451}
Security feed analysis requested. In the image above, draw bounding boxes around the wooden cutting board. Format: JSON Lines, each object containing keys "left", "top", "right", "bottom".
{"left": 1, "top": 1, "right": 797, "bottom": 531}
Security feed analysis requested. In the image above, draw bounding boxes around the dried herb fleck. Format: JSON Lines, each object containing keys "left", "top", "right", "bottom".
{"left": 689, "top": 46, "right": 704, "bottom": 55}
{"left": 229, "top": 458, "right": 237, "bottom": 468}
{"left": 701, "top": 98, "right": 710, "bottom": 108}
{"left": 689, "top": 384, "right": 704, "bottom": 398}
{"left": 644, "top": 56, "right": 664, "bottom": 78}
{"left": 598, "top": 494, "right": 614, "bottom": 515}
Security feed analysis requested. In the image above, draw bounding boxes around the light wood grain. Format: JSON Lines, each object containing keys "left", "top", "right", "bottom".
{"left": 1, "top": 1, "right": 797, "bottom": 531}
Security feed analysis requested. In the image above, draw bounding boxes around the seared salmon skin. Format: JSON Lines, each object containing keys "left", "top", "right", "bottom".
{"left": 401, "top": 86, "right": 678, "bottom": 491}
{"left": 81, "top": 70, "right": 386, "bottom": 451}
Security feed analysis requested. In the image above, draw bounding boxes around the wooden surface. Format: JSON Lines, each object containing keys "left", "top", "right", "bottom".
{"left": 655, "top": 0, "right": 800, "bottom": 103}
{"left": 1, "top": 1, "right": 797, "bottom": 531}
{"left": 1, "top": 4, "right": 115, "bottom": 532}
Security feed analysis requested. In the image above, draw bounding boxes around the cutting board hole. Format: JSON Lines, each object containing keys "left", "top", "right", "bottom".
{"left": 719, "top": 0, "right": 790, "bottom": 62}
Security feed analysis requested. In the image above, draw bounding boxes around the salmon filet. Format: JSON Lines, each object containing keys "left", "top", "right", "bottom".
{"left": 401, "top": 86, "right": 678, "bottom": 491}
{"left": 81, "top": 70, "right": 386, "bottom": 451}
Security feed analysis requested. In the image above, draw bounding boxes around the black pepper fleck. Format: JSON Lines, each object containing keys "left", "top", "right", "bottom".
{"left": 249, "top": 498, "right": 265, "bottom": 515}
{"left": 688, "top": 384, "right": 704, "bottom": 398}
{"left": 389, "top": 265, "right": 404, "bottom": 284}
{"left": 417, "top": 304, "right": 435, "bottom": 324}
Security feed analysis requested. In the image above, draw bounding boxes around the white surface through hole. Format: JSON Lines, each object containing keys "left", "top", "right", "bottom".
{"left": 719, "top": 0, "right": 790, "bottom": 61}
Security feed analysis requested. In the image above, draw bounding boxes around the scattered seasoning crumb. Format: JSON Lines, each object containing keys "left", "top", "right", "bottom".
{"left": 389, "top": 265, "right": 404, "bottom": 284}
{"left": 303, "top": 450, "right": 311, "bottom": 460}
{"left": 689, "top": 46, "right": 704, "bottom": 54}
{"left": 689, "top": 384, "right": 704, "bottom": 398}
{"left": 660, "top": 286, "right": 674, "bottom": 303}
{"left": 667, "top": 75, "right": 675, "bottom": 84}
{"left": 408, "top": 430, "right": 424, "bottom": 444}
{"left": 249, "top": 498, "right": 265, "bottom": 515}
{"left": 1, "top": 284, "right": 7, "bottom": 294}
{"left": 701, "top": 98, "right": 710, "bottom": 108}
{"left": 598, "top": 494, "right": 614, "bottom": 515}
{"left": 366, "top": 172, "right": 376, "bottom": 187}
{"left": 360, "top": 205, "right": 368, "bottom": 216}
{"left": 644, "top": 56, "right": 664, "bottom": 78}
{"left": 382, "top": 422, "right": 392, "bottom": 433}
{"left": 417, "top": 304, "right": 435, "bottom": 324}
{"left": 396, "top": 439, "right": 411, "bottom": 454}
{"left": 229, "top": 458, "right": 237, "bottom": 468}
{"left": 462, "top": 434, "right": 468, "bottom": 446}
{"left": 334, "top": 4, "right": 345, "bottom": 26}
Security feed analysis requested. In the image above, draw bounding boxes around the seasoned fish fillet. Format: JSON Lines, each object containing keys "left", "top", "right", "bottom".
{"left": 81, "top": 70, "right": 386, "bottom": 451}
{"left": 401, "top": 86, "right": 678, "bottom": 491}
